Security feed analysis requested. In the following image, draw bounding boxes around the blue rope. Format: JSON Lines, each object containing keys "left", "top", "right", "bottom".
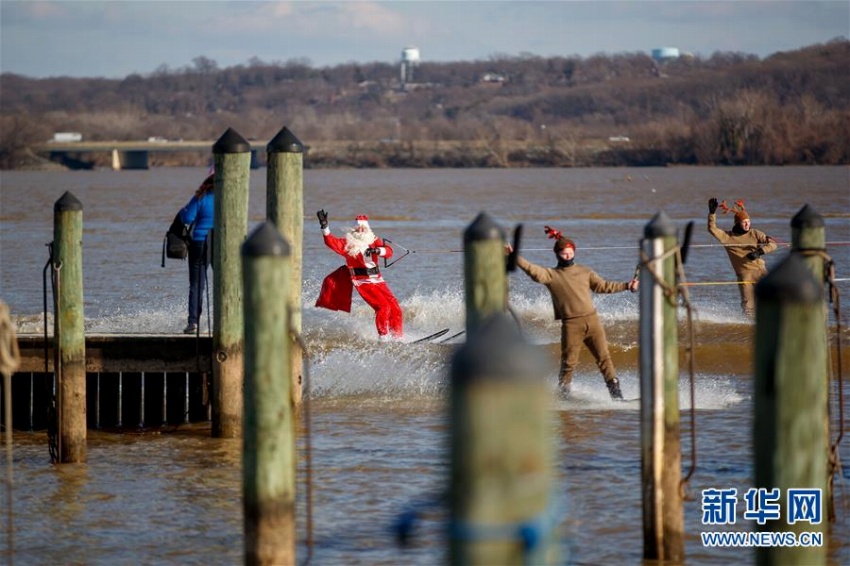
{"left": 395, "top": 492, "right": 568, "bottom": 561}
{"left": 448, "top": 493, "right": 565, "bottom": 553}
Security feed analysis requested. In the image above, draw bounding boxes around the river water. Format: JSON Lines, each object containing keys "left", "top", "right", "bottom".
{"left": 1, "top": 166, "right": 849, "bottom": 564}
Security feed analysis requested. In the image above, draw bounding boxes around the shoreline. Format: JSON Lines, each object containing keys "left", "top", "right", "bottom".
{"left": 8, "top": 139, "right": 845, "bottom": 171}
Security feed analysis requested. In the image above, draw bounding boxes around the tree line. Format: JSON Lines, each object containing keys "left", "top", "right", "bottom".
{"left": 1, "top": 38, "right": 848, "bottom": 169}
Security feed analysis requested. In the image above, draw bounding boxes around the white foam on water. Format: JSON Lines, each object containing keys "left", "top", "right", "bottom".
{"left": 17, "top": 283, "right": 752, "bottom": 408}
{"left": 308, "top": 340, "right": 451, "bottom": 399}
{"left": 554, "top": 370, "right": 746, "bottom": 411}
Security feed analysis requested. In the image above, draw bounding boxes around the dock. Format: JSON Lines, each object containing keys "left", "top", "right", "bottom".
{"left": 8, "top": 334, "right": 212, "bottom": 431}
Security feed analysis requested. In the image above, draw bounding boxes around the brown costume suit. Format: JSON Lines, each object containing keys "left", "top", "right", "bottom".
{"left": 707, "top": 213, "right": 777, "bottom": 317}
{"left": 516, "top": 255, "right": 629, "bottom": 393}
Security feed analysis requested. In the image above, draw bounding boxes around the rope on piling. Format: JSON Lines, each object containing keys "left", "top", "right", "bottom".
{"left": 826, "top": 256, "right": 846, "bottom": 523}
{"left": 798, "top": 248, "right": 847, "bottom": 522}
{"left": 292, "top": 329, "right": 314, "bottom": 566}
{"left": 0, "top": 299, "right": 21, "bottom": 564}
{"left": 42, "top": 244, "right": 61, "bottom": 464}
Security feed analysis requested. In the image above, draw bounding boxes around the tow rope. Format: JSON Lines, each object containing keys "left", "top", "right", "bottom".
{"left": 42, "top": 243, "right": 60, "bottom": 464}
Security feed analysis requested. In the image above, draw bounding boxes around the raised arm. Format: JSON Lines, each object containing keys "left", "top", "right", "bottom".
{"left": 707, "top": 198, "right": 730, "bottom": 243}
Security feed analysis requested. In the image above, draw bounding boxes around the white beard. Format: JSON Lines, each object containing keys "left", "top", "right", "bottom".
{"left": 344, "top": 228, "right": 376, "bottom": 258}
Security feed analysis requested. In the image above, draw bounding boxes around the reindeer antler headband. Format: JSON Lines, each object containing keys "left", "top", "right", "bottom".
{"left": 719, "top": 199, "right": 750, "bottom": 223}
{"left": 544, "top": 225, "right": 575, "bottom": 252}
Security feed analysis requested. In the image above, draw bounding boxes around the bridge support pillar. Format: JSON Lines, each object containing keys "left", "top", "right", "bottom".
{"left": 111, "top": 149, "right": 149, "bottom": 170}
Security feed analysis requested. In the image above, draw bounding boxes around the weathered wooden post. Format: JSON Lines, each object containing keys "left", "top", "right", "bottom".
{"left": 53, "top": 191, "right": 86, "bottom": 463}
{"left": 449, "top": 213, "right": 557, "bottom": 564}
{"left": 639, "top": 210, "right": 684, "bottom": 562}
{"left": 449, "top": 313, "right": 556, "bottom": 565}
{"left": 463, "top": 212, "right": 507, "bottom": 333}
{"left": 790, "top": 204, "right": 834, "bottom": 519}
{"left": 791, "top": 204, "right": 826, "bottom": 270}
{"left": 242, "top": 222, "right": 296, "bottom": 565}
{"left": 266, "top": 127, "right": 304, "bottom": 406}
{"left": 754, "top": 254, "right": 828, "bottom": 565}
{"left": 0, "top": 300, "right": 20, "bottom": 561}
{"left": 211, "top": 128, "right": 251, "bottom": 439}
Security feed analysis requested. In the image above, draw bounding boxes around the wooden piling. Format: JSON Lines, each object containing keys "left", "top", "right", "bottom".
{"left": 639, "top": 211, "right": 684, "bottom": 562}
{"left": 754, "top": 253, "right": 827, "bottom": 565}
{"left": 463, "top": 212, "right": 507, "bottom": 333}
{"left": 790, "top": 204, "right": 833, "bottom": 520}
{"left": 53, "top": 191, "right": 87, "bottom": 463}
{"left": 0, "top": 300, "right": 20, "bottom": 562}
{"left": 791, "top": 204, "right": 826, "bottom": 261}
{"left": 449, "top": 314, "right": 556, "bottom": 565}
{"left": 266, "top": 127, "right": 304, "bottom": 406}
{"left": 242, "top": 222, "right": 296, "bottom": 565}
{"left": 211, "top": 128, "right": 251, "bottom": 439}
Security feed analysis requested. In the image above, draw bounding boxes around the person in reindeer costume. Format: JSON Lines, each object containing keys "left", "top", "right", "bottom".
{"left": 508, "top": 226, "right": 638, "bottom": 400}
{"left": 315, "top": 210, "right": 404, "bottom": 339}
{"left": 707, "top": 198, "right": 777, "bottom": 319}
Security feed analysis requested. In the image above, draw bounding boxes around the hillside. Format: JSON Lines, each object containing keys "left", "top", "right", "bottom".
{"left": 1, "top": 39, "right": 848, "bottom": 169}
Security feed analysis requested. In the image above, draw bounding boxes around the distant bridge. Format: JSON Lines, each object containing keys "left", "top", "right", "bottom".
{"left": 33, "top": 140, "right": 266, "bottom": 170}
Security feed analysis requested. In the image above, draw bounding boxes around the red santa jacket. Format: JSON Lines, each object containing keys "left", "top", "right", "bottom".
{"left": 315, "top": 230, "right": 394, "bottom": 311}
{"left": 321, "top": 230, "right": 393, "bottom": 284}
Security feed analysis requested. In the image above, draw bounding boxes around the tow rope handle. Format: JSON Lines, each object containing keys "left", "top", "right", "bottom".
{"left": 381, "top": 238, "right": 410, "bottom": 268}
{"left": 680, "top": 221, "right": 694, "bottom": 265}
{"left": 506, "top": 223, "right": 523, "bottom": 272}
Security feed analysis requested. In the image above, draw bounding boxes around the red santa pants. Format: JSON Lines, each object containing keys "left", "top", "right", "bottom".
{"left": 356, "top": 282, "right": 404, "bottom": 338}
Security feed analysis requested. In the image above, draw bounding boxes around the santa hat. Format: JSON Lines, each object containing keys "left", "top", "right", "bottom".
{"left": 544, "top": 225, "right": 575, "bottom": 252}
{"left": 355, "top": 214, "right": 370, "bottom": 229}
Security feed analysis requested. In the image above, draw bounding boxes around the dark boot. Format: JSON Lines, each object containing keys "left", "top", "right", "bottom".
{"left": 606, "top": 378, "right": 623, "bottom": 400}
{"left": 557, "top": 377, "right": 572, "bottom": 400}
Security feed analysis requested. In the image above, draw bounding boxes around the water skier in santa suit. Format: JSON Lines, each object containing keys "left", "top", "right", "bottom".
{"left": 315, "top": 210, "right": 404, "bottom": 340}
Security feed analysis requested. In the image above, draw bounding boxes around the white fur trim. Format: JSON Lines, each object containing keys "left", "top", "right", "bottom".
{"left": 344, "top": 228, "right": 376, "bottom": 257}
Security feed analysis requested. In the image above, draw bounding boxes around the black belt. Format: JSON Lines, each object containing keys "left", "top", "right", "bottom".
{"left": 350, "top": 266, "right": 380, "bottom": 277}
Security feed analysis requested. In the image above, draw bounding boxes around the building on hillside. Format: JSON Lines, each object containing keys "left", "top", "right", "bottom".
{"left": 480, "top": 72, "right": 507, "bottom": 84}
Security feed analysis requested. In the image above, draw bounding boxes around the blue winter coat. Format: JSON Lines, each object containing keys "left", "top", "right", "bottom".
{"left": 179, "top": 192, "right": 214, "bottom": 242}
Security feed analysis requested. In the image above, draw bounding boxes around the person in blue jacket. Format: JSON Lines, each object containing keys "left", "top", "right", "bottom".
{"left": 179, "top": 173, "right": 214, "bottom": 334}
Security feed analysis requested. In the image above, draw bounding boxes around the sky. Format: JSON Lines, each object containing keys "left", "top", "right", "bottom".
{"left": 1, "top": 1, "right": 848, "bottom": 79}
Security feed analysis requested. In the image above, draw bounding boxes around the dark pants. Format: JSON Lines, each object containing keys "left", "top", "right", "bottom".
{"left": 187, "top": 240, "right": 209, "bottom": 325}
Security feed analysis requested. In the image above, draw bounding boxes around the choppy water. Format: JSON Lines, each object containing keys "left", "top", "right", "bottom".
{"left": 1, "top": 166, "right": 849, "bottom": 564}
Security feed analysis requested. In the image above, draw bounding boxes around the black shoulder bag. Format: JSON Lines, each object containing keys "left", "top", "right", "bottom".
{"left": 161, "top": 213, "right": 194, "bottom": 267}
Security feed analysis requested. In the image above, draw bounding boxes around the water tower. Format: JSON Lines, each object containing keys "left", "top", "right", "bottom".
{"left": 400, "top": 46, "right": 420, "bottom": 85}
{"left": 651, "top": 47, "right": 680, "bottom": 63}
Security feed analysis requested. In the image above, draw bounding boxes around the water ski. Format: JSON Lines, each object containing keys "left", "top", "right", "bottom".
{"left": 410, "top": 328, "right": 450, "bottom": 344}
{"left": 438, "top": 330, "right": 465, "bottom": 343}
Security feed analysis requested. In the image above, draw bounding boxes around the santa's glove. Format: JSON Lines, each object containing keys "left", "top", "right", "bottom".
{"left": 365, "top": 247, "right": 381, "bottom": 256}
{"left": 708, "top": 197, "right": 718, "bottom": 214}
{"left": 746, "top": 248, "right": 764, "bottom": 261}
{"left": 316, "top": 209, "right": 329, "bottom": 230}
